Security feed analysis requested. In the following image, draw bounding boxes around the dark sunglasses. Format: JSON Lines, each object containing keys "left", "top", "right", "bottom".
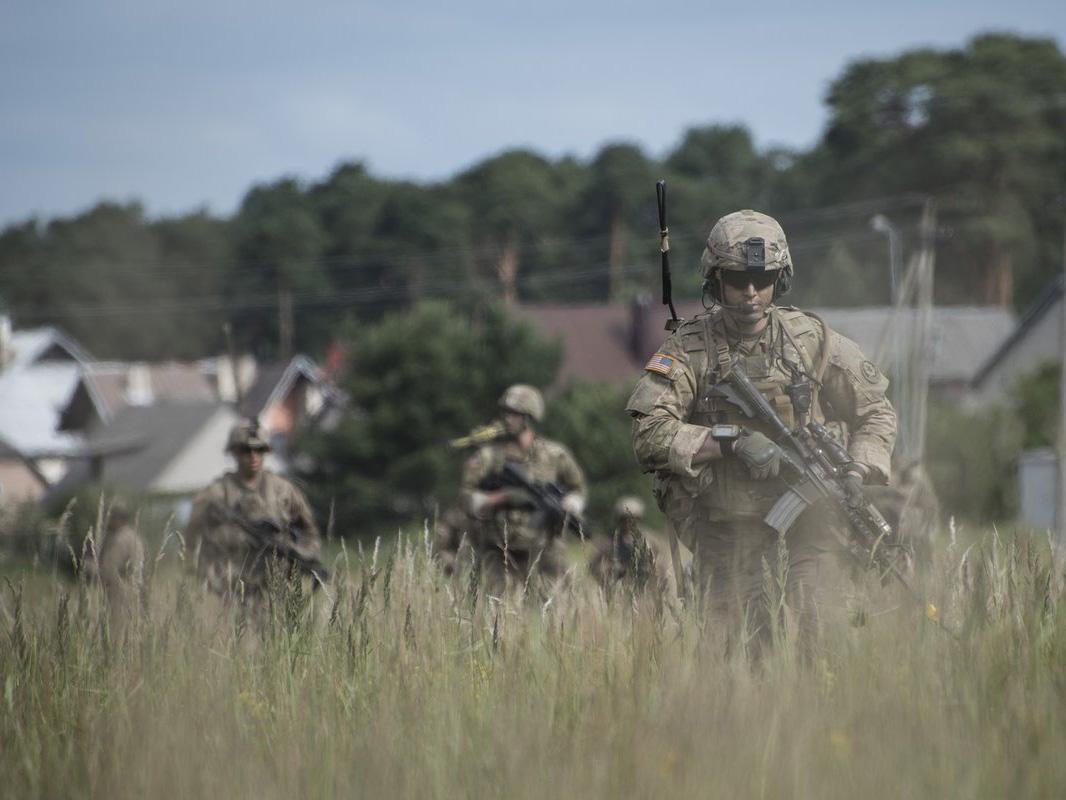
{"left": 720, "top": 270, "right": 778, "bottom": 291}
{"left": 234, "top": 445, "right": 268, "bottom": 454}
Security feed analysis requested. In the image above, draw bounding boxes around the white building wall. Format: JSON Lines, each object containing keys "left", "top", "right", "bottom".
{"left": 976, "top": 296, "right": 1062, "bottom": 404}
{"left": 151, "top": 407, "right": 241, "bottom": 495}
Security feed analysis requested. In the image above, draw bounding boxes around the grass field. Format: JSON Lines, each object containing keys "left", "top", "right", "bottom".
{"left": 2, "top": 523, "right": 1066, "bottom": 798}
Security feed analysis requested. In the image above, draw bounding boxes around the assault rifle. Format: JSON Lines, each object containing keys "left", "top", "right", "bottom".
{"left": 717, "top": 360, "right": 952, "bottom": 634}
{"left": 483, "top": 462, "right": 585, "bottom": 539}
{"left": 207, "top": 502, "right": 330, "bottom": 586}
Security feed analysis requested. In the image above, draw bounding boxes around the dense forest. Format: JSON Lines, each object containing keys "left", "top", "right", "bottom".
{"left": 2, "top": 33, "right": 1066, "bottom": 361}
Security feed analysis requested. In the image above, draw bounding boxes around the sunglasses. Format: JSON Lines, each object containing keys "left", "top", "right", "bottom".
{"left": 720, "top": 270, "right": 778, "bottom": 291}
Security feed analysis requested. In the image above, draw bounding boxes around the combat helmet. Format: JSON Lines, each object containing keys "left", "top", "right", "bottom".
{"left": 226, "top": 418, "right": 271, "bottom": 453}
{"left": 499, "top": 384, "right": 545, "bottom": 423}
{"left": 700, "top": 209, "right": 793, "bottom": 301}
{"left": 613, "top": 495, "right": 646, "bottom": 522}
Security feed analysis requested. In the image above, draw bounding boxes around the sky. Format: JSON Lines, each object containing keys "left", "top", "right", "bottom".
{"left": 2, "top": 0, "right": 1065, "bottom": 226}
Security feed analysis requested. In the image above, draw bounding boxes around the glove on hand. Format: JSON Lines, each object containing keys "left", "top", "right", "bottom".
{"left": 842, "top": 467, "right": 866, "bottom": 508}
{"left": 501, "top": 487, "right": 537, "bottom": 509}
{"left": 732, "top": 430, "right": 783, "bottom": 481}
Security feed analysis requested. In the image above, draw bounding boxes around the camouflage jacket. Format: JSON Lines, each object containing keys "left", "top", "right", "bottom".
{"left": 186, "top": 471, "right": 321, "bottom": 576}
{"left": 626, "top": 305, "right": 897, "bottom": 524}
{"left": 461, "top": 435, "right": 587, "bottom": 551}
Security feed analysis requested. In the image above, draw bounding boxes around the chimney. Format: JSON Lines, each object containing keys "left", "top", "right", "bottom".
{"left": 125, "top": 363, "right": 154, "bottom": 406}
{"left": 628, "top": 294, "right": 652, "bottom": 362}
{"left": 0, "top": 315, "right": 11, "bottom": 369}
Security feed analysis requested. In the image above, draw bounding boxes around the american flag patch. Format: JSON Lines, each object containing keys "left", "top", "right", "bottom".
{"left": 644, "top": 353, "right": 675, "bottom": 376}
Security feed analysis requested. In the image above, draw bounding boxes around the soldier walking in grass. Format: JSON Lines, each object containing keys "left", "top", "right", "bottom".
{"left": 587, "top": 495, "right": 688, "bottom": 594}
{"left": 185, "top": 418, "right": 323, "bottom": 604}
{"left": 461, "top": 385, "right": 587, "bottom": 595}
{"left": 627, "top": 210, "right": 896, "bottom": 661}
{"left": 97, "top": 502, "right": 145, "bottom": 631}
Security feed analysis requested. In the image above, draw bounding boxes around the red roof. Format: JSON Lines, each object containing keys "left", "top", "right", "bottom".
{"left": 515, "top": 300, "right": 703, "bottom": 387}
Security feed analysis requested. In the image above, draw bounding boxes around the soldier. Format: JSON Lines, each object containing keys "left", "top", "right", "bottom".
{"left": 185, "top": 418, "right": 323, "bottom": 604}
{"left": 626, "top": 210, "right": 896, "bottom": 661}
{"left": 97, "top": 502, "right": 145, "bottom": 629}
{"left": 461, "top": 385, "right": 587, "bottom": 595}
{"left": 587, "top": 496, "right": 683, "bottom": 593}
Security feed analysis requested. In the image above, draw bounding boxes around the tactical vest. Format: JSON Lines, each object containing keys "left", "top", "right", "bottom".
{"left": 681, "top": 307, "right": 835, "bottom": 518}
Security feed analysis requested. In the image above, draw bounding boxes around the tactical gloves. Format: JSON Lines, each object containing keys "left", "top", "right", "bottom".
{"left": 731, "top": 429, "right": 783, "bottom": 481}
{"left": 842, "top": 466, "right": 867, "bottom": 508}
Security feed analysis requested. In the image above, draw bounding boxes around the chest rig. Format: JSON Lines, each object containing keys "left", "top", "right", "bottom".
{"left": 687, "top": 308, "right": 827, "bottom": 438}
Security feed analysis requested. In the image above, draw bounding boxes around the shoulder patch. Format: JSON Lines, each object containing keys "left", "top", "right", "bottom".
{"left": 861, "top": 360, "right": 879, "bottom": 383}
{"left": 644, "top": 353, "right": 676, "bottom": 376}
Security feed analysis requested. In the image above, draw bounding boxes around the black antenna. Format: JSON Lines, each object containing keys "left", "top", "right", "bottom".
{"left": 656, "top": 180, "right": 679, "bottom": 328}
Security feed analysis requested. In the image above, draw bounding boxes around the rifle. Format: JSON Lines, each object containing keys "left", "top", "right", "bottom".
{"left": 483, "top": 462, "right": 584, "bottom": 539}
{"left": 717, "top": 360, "right": 952, "bottom": 635}
{"left": 207, "top": 502, "right": 330, "bottom": 585}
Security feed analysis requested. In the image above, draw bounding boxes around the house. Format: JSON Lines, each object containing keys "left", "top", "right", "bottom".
{"left": 0, "top": 435, "right": 48, "bottom": 507}
{"left": 516, "top": 299, "right": 1016, "bottom": 395}
{"left": 0, "top": 320, "right": 97, "bottom": 484}
{"left": 971, "top": 276, "right": 1064, "bottom": 404}
{"left": 49, "top": 403, "right": 242, "bottom": 519}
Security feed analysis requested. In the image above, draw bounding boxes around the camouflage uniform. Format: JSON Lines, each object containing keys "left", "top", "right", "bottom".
{"left": 186, "top": 422, "right": 321, "bottom": 600}
{"left": 462, "top": 434, "right": 586, "bottom": 593}
{"left": 627, "top": 210, "right": 896, "bottom": 658}
{"left": 98, "top": 511, "right": 145, "bottom": 628}
{"left": 588, "top": 496, "right": 685, "bottom": 594}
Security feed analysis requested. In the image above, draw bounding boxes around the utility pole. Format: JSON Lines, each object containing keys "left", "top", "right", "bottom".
{"left": 908, "top": 199, "right": 936, "bottom": 466}
{"left": 1057, "top": 220, "right": 1066, "bottom": 549}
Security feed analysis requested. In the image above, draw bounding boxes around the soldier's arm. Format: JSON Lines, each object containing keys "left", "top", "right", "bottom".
{"left": 183, "top": 488, "right": 216, "bottom": 555}
{"left": 287, "top": 484, "right": 322, "bottom": 554}
{"left": 554, "top": 445, "right": 588, "bottom": 516}
{"left": 626, "top": 347, "right": 720, "bottom": 477}
{"left": 461, "top": 447, "right": 500, "bottom": 518}
{"left": 820, "top": 332, "right": 897, "bottom": 484}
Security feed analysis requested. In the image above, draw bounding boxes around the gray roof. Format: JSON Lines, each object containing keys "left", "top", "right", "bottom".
{"left": 811, "top": 306, "right": 1017, "bottom": 383}
{"left": 971, "top": 275, "right": 1064, "bottom": 388}
{"left": 54, "top": 402, "right": 227, "bottom": 494}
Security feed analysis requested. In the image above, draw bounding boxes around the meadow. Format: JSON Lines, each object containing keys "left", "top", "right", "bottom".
{"left": 2, "top": 523, "right": 1065, "bottom": 799}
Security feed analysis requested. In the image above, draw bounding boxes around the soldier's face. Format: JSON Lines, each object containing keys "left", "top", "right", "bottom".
{"left": 235, "top": 447, "right": 264, "bottom": 478}
{"left": 720, "top": 271, "right": 776, "bottom": 324}
{"left": 502, "top": 411, "right": 528, "bottom": 436}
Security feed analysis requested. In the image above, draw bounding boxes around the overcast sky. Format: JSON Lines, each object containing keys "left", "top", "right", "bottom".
{"left": 3, "top": 0, "right": 1065, "bottom": 226}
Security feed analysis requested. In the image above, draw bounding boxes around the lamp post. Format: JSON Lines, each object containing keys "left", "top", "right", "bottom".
{"left": 870, "top": 214, "right": 902, "bottom": 304}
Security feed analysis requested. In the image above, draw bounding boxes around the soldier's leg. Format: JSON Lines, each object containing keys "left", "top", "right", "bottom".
{"left": 782, "top": 512, "right": 837, "bottom": 663}
{"left": 694, "top": 520, "right": 776, "bottom": 662}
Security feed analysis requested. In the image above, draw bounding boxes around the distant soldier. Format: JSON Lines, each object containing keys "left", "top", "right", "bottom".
{"left": 461, "top": 385, "right": 587, "bottom": 594}
{"left": 431, "top": 505, "right": 473, "bottom": 576}
{"left": 97, "top": 502, "right": 145, "bottom": 628}
{"left": 185, "top": 419, "right": 324, "bottom": 603}
{"left": 588, "top": 496, "right": 692, "bottom": 594}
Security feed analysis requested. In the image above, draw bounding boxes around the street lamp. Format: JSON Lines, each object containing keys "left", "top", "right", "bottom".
{"left": 870, "top": 214, "right": 902, "bottom": 304}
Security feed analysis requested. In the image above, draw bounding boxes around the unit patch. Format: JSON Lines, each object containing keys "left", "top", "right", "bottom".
{"left": 644, "top": 353, "right": 676, "bottom": 376}
{"left": 861, "top": 360, "right": 879, "bottom": 383}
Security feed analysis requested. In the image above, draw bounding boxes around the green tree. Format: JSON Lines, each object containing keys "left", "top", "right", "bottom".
{"left": 574, "top": 143, "right": 656, "bottom": 301}
{"left": 818, "top": 33, "right": 1066, "bottom": 307}
{"left": 229, "top": 178, "right": 329, "bottom": 358}
{"left": 298, "top": 301, "right": 562, "bottom": 536}
{"left": 541, "top": 381, "right": 656, "bottom": 531}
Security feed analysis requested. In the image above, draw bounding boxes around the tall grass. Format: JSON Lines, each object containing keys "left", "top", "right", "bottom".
{"left": 2, "top": 523, "right": 1066, "bottom": 798}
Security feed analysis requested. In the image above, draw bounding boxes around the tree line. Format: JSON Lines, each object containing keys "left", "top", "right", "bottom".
{"left": 1, "top": 33, "right": 1064, "bottom": 361}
